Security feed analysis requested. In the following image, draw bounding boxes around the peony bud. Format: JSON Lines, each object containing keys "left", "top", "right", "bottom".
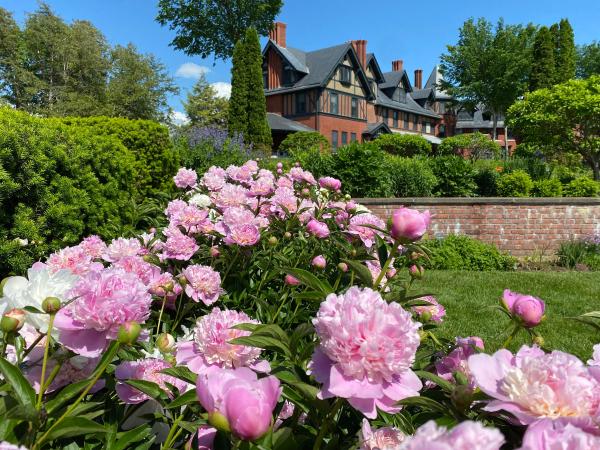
{"left": 42, "top": 296, "right": 61, "bottom": 314}
{"left": 502, "top": 290, "right": 545, "bottom": 328}
{"left": 409, "top": 265, "right": 425, "bottom": 279}
{"left": 337, "top": 262, "right": 348, "bottom": 272}
{"left": 208, "top": 411, "right": 231, "bottom": 433}
{"left": 532, "top": 335, "right": 545, "bottom": 347}
{"left": 386, "top": 268, "right": 397, "bottom": 279}
{"left": 389, "top": 207, "right": 431, "bottom": 241}
{"left": 117, "top": 321, "right": 142, "bottom": 345}
{"left": 1, "top": 308, "right": 26, "bottom": 332}
{"left": 268, "top": 236, "right": 278, "bottom": 246}
{"left": 210, "top": 246, "right": 220, "bottom": 258}
{"left": 276, "top": 162, "right": 283, "bottom": 169}
{"left": 284, "top": 274, "right": 301, "bottom": 286}
{"left": 276, "top": 168, "right": 283, "bottom": 175}
{"left": 306, "top": 219, "right": 330, "bottom": 239}
{"left": 311, "top": 255, "right": 327, "bottom": 270}
{"left": 301, "top": 188, "right": 310, "bottom": 198}
{"left": 0, "top": 277, "right": 10, "bottom": 297}
{"left": 284, "top": 232, "right": 292, "bottom": 239}
{"left": 156, "top": 333, "right": 176, "bottom": 353}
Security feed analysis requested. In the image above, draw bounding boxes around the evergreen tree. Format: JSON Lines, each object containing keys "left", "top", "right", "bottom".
{"left": 228, "top": 38, "right": 249, "bottom": 137}
{"left": 243, "top": 27, "right": 272, "bottom": 149}
{"left": 577, "top": 41, "right": 600, "bottom": 78}
{"left": 555, "top": 18, "right": 576, "bottom": 83}
{"left": 530, "top": 26, "right": 555, "bottom": 91}
{"left": 183, "top": 73, "right": 228, "bottom": 127}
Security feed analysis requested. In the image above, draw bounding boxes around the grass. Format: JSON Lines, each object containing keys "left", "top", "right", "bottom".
{"left": 417, "top": 270, "right": 600, "bottom": 360}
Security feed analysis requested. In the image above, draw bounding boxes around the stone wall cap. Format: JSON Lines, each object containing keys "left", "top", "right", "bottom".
{"left": 354, "top": 197, "right": 600, "bottom": 206}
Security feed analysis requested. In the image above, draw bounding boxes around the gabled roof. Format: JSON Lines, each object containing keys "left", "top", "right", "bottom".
{"left": 423, "top": 65, "right": 452, "bottom": 100}
{"left": 455, "top": 106, "right": 506, "bottom": 129}
{"left": 267, "top": 113, "right": 314, "bottom": 132}
{"left": 375, "top": 87, "right": 440, "bottom": 119}
{"left": 366, "top": 53, "right": 385, "bottom": 83}
{"left": 364, "top": 121, "right": 392, "bottom": 135}
{"left": 262, "top": 40, "right": 309, "bottom": 74}
{"left": 380, "top": 71, "right": 413, "bottom": 92}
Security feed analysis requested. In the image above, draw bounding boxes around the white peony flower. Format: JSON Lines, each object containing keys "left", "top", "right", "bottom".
{"left": 188, "top": 193, "right": 212, "bottom": 208}
{"left": 0, "top": 266, "right": 79, "bottom": 331}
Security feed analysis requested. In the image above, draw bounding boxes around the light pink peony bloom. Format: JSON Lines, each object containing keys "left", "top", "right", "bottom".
{"left": 502, "top": 290, "right": 545, "bottom": 328}
{"left": 103, "top": 237, "right": 142, "bottom": 263}
{"left": 78, "top": 235, "right": 107, "bottom": 258}
{"left": 47, "top": 245, "right": 102, "bottom": 275}
{"left": 170, "top": 205, "right": 212, "bottom": 234}
{"left": 182, "top": 265, "right": 224, "bottom": 305}
{"left": 365, "top": 259, "right": 388, "bottom": 288}
{"left": 411, "top": 296, "right": 446, "bottom": 322}
{"left": 111, "top": 256, "right": 160, "bottom": 285}
{"left": 389, "top": 207, "right": 431, "bottom": 241}
{"left": 116, "top": 358, "right": 188, "bottom": 404}
{"left": 348, "top": 214, "right": 386, "bottom": 248}
{"left": 174, "top": 168, "right": 198, "bottom": 189}
{"left": 163, "top": 226, "right": 199, "bottom": 261}
{"left": 319, "top": 176, "right": 342, "bottom": 191}
{"left": 194, "top": 426, "right": 217, "bottom": 450}
{"left": 309, "top": 287, "right": 422, "bottom": 419}
{"left": 196, "top": 366, "right": 281, "bottom": 441}
{"left": 214, "top": 184, "right": 249, "bottom": 209}
{"left": 306, "top": 219, "right": 330, "bottom": 238}
{"left": 358, "top": 419, "right": 406, "bottom": 450}
{"left": 176, "top": 308, "right": 268, "bottom": 374}
{"left": 202, "top": 167, "right": 227, "bottom": 191}
{"left": 276, "top": 176, "right": 293, "bottom": 188}
{"left": 399, "top": 420, "right": 504, "bottom": 450}
{"left": 54, "top": 268, "right": 152, "bottom": 357}
{"left": 312, "top": 255, "right": 327, "bottom": 269}
{"left": 519, "top": 419, "right": 600, "bottom": 450}
{"left": 270, "top": 186, "right": 299, "bottom": 216}
{"left": 165, "top": 199, "right": 188, "bottom": 218}
{"left": 274, "top": 400, "right": 295, "bottom": 431}
{"left": 224, "top": 224, "right": 260, "bottom": 246}
{"left": 288, "top": 167, "right": 317, "bottom": 185}
{"left": 435, "top": 336, "right": 484, "bottom": 388}
{"left": 468, "top": 345, "right": 600, "bottom": 425}
{"left": 148, "top": 272, "right": 181, "bottom": 298}
{"left": 248, "top": 177, "right": 274, "bottom": 197}
{"left": 0, "top": 441, "right": 29, "bottom": 450}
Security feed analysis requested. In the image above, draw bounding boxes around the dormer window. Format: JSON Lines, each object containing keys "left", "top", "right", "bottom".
{"left": 282, "top": 64, "right": 296, "bottom": 86}
{"left": 339, "top": 66, "right": 351, "bottom": 85}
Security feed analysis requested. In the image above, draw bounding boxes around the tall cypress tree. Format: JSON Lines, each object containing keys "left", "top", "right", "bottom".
{"left": 228, "top": 38, "right": 248, "bottom": 137}
{"left": 555, "top": 18, "right": 576, "bottom": 83}
{"left": 530, "top": 26, "right": 555, "bottom": 91}
{"left": 243, "top": 27, "right": 272, "bottom": 150}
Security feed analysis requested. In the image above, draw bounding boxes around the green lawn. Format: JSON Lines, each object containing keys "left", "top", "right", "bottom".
{"left": 418, "top": 271, "right": 600, "bottom": 360}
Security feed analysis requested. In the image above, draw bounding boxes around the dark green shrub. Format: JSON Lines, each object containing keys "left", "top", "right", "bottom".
{"left": 437, "top": 132, "right": 501, "bottom": 160}
{"left": 329, "top": 142, "right": 392, "bottom": 197}
{"left": 280, "top": 131, "right": 331, "bottom": 156}
{"left": 513, "top": 143, "right": 540, "bottom": 159}
{"left": 532, "top": 178, "right": 563, "bottom": 197}
{"left": 557, "top": 240, "right": 588, "bottom": 269}
{"left": 496, "top": 170, "right": 534, "bottom": 197}
{"left": 475, "top": 167, "right": 500, "bottom": 196}
{"left": 424, "top": 235, "right": 516, "bottom": 271}
{"left": 373, "top": 134, "right": 431, "bottom": 157}
{"left": 386, "top": 156, "right": 437, "bottom": 197}
{"left": 563, "top": 176, "right": 600, "bottom": 197}
{"left": 430, "top": 156, "right": 477, "bottom": 197}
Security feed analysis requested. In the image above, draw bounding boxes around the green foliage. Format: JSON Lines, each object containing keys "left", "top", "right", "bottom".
{"left": 183, "top": 73, "right": 228, "bottom": 128}
{"left": 372, "top": 134, "right": 431, "bottom": 157}
{"left": 290, "top": 148, "right": 334, "bottom": 180}
{"left": 530, "top": 26, "right": 556, "bottom": 91}
{"left": 557, "top": 240, "right": 589, "bottom": 269}
{"left": 430, "top": 156, "right": 477, "bottom": 197}
{"left": 474, "top": 166, "right": 500, "bottom": 196}
{"left": 555, "top": 19, "right": 576, "bottom": 83}
{"left": 156, "top": 0, "right": 283, "bottom": 60}
{"left": 437, "top": 132, "right": 501, "bottom": 160}
{"left": 424, "top": 235, "right": 516, "bottom": 271}
{"left": 532, "top": 178, "right": 563, "bottom": 197}
{"left": 280, "top": 132, "right": 331, "bottom": 156}
{"left": 507, "top": 76, "right": 600, "bottom": 180}
{"left": 328, "top": 142, "right": 392, "bottom": 197}
{"left": 496, "top": 170, "right": 534, "bottom": 197}
{"left": 386, "top": 156, "right": 437, "bottom": 197}
{"left": 577, "top": 41, "right": 600, "bottom": 78}
{"left": 0, "top": 108, "right": 140, "bottom": 274}
{"left": 563, "top": 176, "right": 600, "bottom": 197}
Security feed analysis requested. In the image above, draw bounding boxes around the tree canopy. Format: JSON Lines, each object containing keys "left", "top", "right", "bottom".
{"left": 577, "top": 42, "right": 600, "bottom": 78}
{"left": 183, "top": 73, "right": 229, "bottom": 128}
{"left": 156, "top": 0, "right": 283, "bottom": 60}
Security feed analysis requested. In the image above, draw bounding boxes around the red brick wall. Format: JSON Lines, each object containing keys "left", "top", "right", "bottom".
{"left": 318, "top": 115, "right": 367, "bottom": 144}
{"left": 356, "top": 198, "right": 600, "bottom": 257}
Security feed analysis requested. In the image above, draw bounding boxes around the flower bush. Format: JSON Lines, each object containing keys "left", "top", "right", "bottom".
{"left": 0, "top": 161, "right": 599, "bottom": 450}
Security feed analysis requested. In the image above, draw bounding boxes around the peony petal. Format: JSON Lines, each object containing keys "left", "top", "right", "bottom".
{"left": 58, "top": 328, "right": 107, "bottom": 357}
{"left": 468, "top": 351, "right": 512, "bottom": 400}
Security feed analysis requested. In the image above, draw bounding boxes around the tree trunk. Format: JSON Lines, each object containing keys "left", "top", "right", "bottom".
{"left": 492, "top": 113, "right": 498, "bottom": 141}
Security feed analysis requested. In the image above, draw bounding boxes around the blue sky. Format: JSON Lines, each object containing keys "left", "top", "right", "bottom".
{"left": 2, "top": 0, "right": 599, "bottom": 121}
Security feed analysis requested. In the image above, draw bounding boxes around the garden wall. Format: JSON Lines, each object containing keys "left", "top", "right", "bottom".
{"left": 357, "top": 197, "right": 600, "bottom": 257}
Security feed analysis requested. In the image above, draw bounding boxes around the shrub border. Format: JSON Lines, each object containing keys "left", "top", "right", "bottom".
{"left": 355, "top": 197, "right": 600, "bottom": 206}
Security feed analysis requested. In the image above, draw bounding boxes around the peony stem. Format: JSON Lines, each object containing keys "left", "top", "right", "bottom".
{"left": 36, "top": 313, "right": 55, "bottom": 410}
{"left": 502, "top": 323, "right": 521, "bottom": 349}
{"left": 313, "top": 398, "right": 344, "bottom": 450}
{"left": 374, "top": 245, "right": 398, "bottom": 290}
{"left": 161, "top": 413, "right": 184, "bottom": 450}
{"left": 156, "top": 295, "right": 167, "bottom": 338}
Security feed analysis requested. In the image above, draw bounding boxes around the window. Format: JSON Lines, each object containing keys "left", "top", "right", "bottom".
{"left": 341, "top": 131, "right": 348, "bottom": 145}
{"left": 330, "top": 92, "right": 339, "bottom": 115}
{"left": 296, "top": 92, "right": 307, "bottom": 114}
{"left": 412, "top": 115, "right": 418, "bottom": 130}
{"left": 351, "top": 97, "right": 358, "bottom": 118}
{"left": 332, "top": 131, "right": 339, "bottom": 149}
{"left": 393, "top": 111, "right": 399, "bottom": 128}
{"left": 403, "top": 113, "right": 409, "bottom": 129}
{"left": 439, "top": 124, "right": 446, "bottom": 137}
{"left": 339, "top": 66, "right": 351, "bottom": 84}
{"left": 425, "top": 121, "right": 432, "bottom": 134}
{"left": 351, "top": 132, "right": 357, "bottom": 142}
{"left": 282, "top": 65, "right": 296, "bottom": 86}
{"left": 398, "top": 89, "right": 406, "bottom": 103}
{"left": 383, "top": 108, "right": 389, "bottom": 123}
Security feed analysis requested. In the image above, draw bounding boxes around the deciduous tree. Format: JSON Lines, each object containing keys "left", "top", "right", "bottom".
{"left": 577, "top": 42, "right": 600, "bottom": 78}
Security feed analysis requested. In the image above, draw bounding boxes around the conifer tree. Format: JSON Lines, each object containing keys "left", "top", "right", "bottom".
{"left": 228, "top": 38, "right": 249, "bottom": 137}
{"left": 184, "top": 73, "right": 228, "bottom": 128}
{"left": 555, "top": 18, "right": 576, "bottom": 83}
{"left": 530, "top": 26, "right": 555, "bottom": 91}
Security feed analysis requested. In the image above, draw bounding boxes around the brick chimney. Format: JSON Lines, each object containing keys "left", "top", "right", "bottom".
{"left": 269, "top": 22, "right": 286, "bottom": 47}
{"left": 392, "top": 60, "right": 404, "bottom": 72}
{"left": 414, "top": 69, "right": 423, "bottom": 89}
{"left": 351, "top": 40, "right": 367, "bottom": 68}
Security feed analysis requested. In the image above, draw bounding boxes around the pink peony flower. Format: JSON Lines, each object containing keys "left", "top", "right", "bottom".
{"left": 79, "top": 235, "right": 107, "bottom": 258}
{"left": 312, "top": 255, "right": 327, "bottom": 269}
{"left": 468, "top": 345, "right": 600, "bottom": 425}
{"left": 165, "top": 199, "right": 188, "bottom": 218}
{"left": 502, "top": 290, "right": 545, "bottom": 328}
{"left": 174, "top": 168, "right": 198, "bottom": 189}
{"left": 54, "top": 268, "right": 152, "bottom": 357}
{"left": 248, "top": 177, "right": 274, "bottom": 197}
{"left": 214, "top": 183, "right": 249, "bottom": 209}
{"left": 111, "top": 256, "right": 160, "bottom": 285}
{"left": 284, "top": 274, "right": 300, "bottom": 286}
{"left": 306, "top": 219, "right": 330, "bottom": 238}
{"left": 202, "top": 167, "right": 227, "bottom": 191}
{"left": 435, "top": 336, "right": 484, "bottom": 388}
{"left": 182, "top": 265, "right": 224, "bottom": 305}
{"left": 309, "top": 287, "right": 422, "bottom": 418}
{"left": 274, "top": 400, "right": 295, "bottom": 431}
{"left": 224, "top": 224, "right": 260, "bottom": 246}
{"left": 103, "top": 237, "right": 142, "bottom": 263}
{"left": 116, "top": 358, "right": 188, "bottom": 404}
{"left": 411, "top": 296, "right": 446, "bottom": 322}
{"left": 196, "top": 366, "right": 281, "bottom": 441}
{"left": 348, "top": 213, "right": 385, "bottom": 248}
{"left": 148, "top": 272, "right": 181, "bottom": 298}
{"left": 163, "top": 226, "right": 199, "bottom": 261}
{"left": 519, "top": 419, "right": 600, "bottom": 450}
{"left": 319, "top": 176, "right": 342, "bottom": 191}
{"left": 270, "top": 186, "right": 298, "bottom": 216}
{"left": 176, "top": 308, "right": 268, "bottom": 374}
{"left": 288, "top": 167, "right": 317, "bottom": 185}
{"left": 399, "top": 420, "right": 504, "bottom": 450}
{"left": 170, "top": 205, "right": 212, "bottom": 235}
{"left": 389, "top": 207, "right": 431, "bottom": 241}
{"left": 193, "top": 426, "right": 217, "bottom": 450}
{"left": 47, "top": 245, "right": 102, "bottom": 275}
{"left": 358, "top": 419, "right": 406, "bottom": 450}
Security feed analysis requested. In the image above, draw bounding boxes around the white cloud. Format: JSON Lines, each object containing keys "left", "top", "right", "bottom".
{"left": 170, "top": 110, "right": 190, "bottom": 126}
{"left": 175, "top": 63, "right": 210, "bottom": 79}
{"left": 211, "top": 82, "right": 232, "bottom": 99}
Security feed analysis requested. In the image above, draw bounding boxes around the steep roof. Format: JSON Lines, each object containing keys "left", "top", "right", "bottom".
{"left": 455, "top": 107, "right": 506, "bottom": 129}
{"left": 267, "top": 113, "right": 314, "bottom": 132}
{"left": 375, "top": 87, "right": 440, "bottom": 119}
